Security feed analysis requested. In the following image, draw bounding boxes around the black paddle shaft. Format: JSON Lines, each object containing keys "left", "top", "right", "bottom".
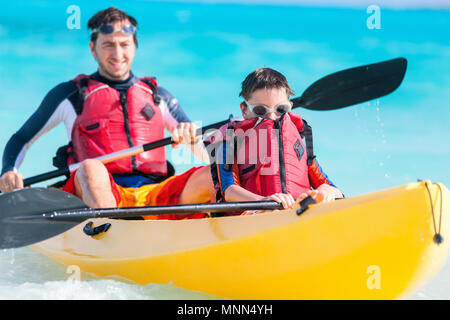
{"left": 0, "top": 188, "right": 283, "bottom": 249}
{"left": 43, "top": 200, "right": 283, "bottom": 222}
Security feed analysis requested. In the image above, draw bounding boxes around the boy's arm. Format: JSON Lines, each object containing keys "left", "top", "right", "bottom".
{"left": 224, "top": 184, "right": 264, "bottom": 202}
{"left": 306, "top": 158, "right": 343, "bottom": 202}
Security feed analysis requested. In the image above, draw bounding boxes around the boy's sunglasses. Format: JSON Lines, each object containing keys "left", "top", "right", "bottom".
{"left": 91, "top": 24, "right": 136, "bottom": 35}
{"left": 244, "top": 101, "right": 292, "bottom": 117}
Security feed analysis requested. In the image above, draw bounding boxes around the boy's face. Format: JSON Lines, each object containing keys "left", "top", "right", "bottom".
{"left": 240, "top": 87, "right": 292, "bottom": 121}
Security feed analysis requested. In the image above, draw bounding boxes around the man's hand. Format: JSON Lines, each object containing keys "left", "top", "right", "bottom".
{"left": 171, "top": 122, "right": 199, "bottom": 147}
{"left": 0, "top": 171, "right": 24, "bottom": 193}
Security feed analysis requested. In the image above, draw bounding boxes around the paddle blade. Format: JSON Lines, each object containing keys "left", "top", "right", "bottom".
{"left": 294, "top": 57, "right": 407, "bottom": 111}
{"left": 0, "top": 188, "right": 87, "bottom": 249}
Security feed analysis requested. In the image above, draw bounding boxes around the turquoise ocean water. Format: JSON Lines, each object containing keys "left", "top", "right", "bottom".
{"left": 0, "top": 0, "right": 449, "bottom": 299}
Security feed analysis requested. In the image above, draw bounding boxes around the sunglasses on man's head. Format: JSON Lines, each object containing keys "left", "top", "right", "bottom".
{"left": 91, "top": 24, "right": 136, "bottom": 35}
{"left": 244, "top": 101, "right": 292, "bottom": 117}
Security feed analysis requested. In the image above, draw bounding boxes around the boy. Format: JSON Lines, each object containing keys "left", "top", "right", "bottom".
{"left": 205, "top": 68, "right": 343, "bottom": 210}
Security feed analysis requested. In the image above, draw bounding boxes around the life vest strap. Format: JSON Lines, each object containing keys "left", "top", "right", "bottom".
{"left": 74, "top": 77, "right": 89, "bottom": 115}
{"left": 140, "top": 77, "right": 161, "bottom": 106}
{"left": 301, "top": 119, "right": 316, "bottom": 166}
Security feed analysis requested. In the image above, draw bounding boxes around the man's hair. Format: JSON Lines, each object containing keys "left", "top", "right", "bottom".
{"left": 88, "top": 7, "right": 138, "bottom": 46}
{"left": 239, "top": 68, "right": 294, "bottom": 101}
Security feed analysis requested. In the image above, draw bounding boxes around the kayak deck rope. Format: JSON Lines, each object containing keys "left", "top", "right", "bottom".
{"left": 425, "top": 181, "right": 444, "bottom": 245}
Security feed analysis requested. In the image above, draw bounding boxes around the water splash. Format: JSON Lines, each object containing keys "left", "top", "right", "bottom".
{"left": 0, "top": 248, "right": 220, "bottom": 300}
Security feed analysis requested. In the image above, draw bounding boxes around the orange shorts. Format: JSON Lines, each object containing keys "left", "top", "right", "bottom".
{"left": 62, "top": 166, "right": 207, "bottom": 220}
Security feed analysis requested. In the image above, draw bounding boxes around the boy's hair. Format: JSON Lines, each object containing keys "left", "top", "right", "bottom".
{"left": 88, "top": 7, "right": 138, "bottom": 46}
{"left": 239, "top": 68, "right": 294, "bottom": 101}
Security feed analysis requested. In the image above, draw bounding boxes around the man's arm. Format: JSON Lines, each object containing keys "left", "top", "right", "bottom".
{"left": 0, "top": 81, "right": 78, "bottom": 192}
{"left": 158, "top": 87, "right": 191, "bottom": 127}
{"left": 158, "top": 86, "right": 209, "bottom": 163}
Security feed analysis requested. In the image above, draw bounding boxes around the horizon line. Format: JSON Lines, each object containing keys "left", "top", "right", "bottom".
{"left": 148, "top": 0, "right": 450, "bottom": 10}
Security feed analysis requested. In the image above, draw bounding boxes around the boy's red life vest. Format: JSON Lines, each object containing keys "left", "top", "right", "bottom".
{"left": 207, "top": 112, "right": 311, "bottom": 200}
{"left": 67, "top": 74, "right": 167, "bottom": 175}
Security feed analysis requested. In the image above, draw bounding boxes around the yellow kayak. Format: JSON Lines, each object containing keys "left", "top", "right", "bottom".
{"left": 32, "top": 180, "right": 449, "bottom": 299}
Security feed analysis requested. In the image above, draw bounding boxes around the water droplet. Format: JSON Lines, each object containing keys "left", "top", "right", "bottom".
{"left": 9, "top": 249, "right": 15, "bottom": 265}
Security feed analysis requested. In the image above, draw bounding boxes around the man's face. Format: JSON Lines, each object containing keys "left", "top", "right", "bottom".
{"left": 89, "top": 20, "right": 136, "bottom": 81}
{"left": 240, "top": 87, "right": 291, "bottom": 121}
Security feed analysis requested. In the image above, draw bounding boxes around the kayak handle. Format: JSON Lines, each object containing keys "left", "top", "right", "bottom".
{"left": 83, "top": 221, "right": 111, "bottom": 237}
{"left": 296, "top": 196, "right": 317, "bottom": 215}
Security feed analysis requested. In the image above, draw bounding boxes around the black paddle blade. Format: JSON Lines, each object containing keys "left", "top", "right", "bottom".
{"left": 0, "top": 188, "right": 87, "bottom": 249}
{"left": 292, "top": 57, "right": 407, "bottom": 111}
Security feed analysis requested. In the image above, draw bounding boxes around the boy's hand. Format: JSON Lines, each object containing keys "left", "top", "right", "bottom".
{"left": 262, "top": 193, "right": 296, "bottom": 209}
{"left": 297, "top": 184, "right": 342, "bottom": 204}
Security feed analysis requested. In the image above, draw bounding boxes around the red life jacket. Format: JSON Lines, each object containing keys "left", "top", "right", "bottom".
{"left": 67, "top": 74, "right": 167, "bottom": 175}
{"left": 208, "top": 112, "right": 311, "bottom": 200}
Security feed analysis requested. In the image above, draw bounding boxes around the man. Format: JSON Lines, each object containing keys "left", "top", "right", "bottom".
{"left": 205, "top": 67, "right": 343, "bottom": 210}
{"left": 0, "top": 7, "right": 213, "bottom": 212}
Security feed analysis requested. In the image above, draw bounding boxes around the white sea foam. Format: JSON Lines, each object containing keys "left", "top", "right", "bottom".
{"left": 0, "top": 248, "right": 219, "bottom": 300}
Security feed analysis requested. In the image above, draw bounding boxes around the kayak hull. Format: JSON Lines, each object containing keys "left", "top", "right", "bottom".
{"left": 33, "top": 181, "right": 449, "bottom": 299}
